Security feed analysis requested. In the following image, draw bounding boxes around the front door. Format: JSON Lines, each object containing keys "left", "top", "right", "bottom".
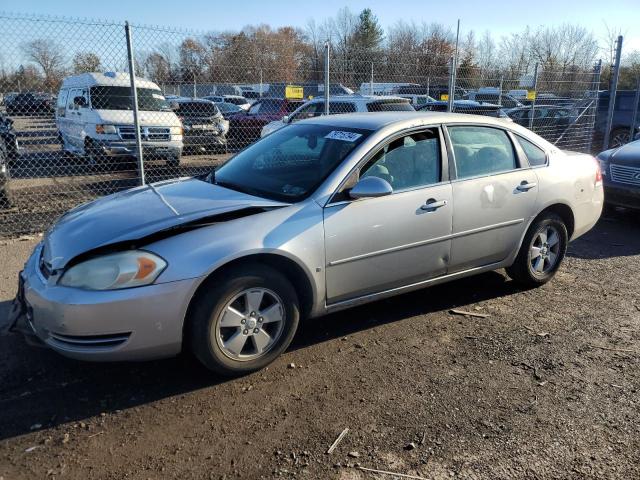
{"left": 445, "top": 125, "right": 539, "bottom": 271}
{"left": 324, "top": 128, "right": 453, "bottom": 303}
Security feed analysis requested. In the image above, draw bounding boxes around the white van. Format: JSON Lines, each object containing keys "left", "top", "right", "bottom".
{"left": 56, "top": 72, "right": 183, "bottom": 166}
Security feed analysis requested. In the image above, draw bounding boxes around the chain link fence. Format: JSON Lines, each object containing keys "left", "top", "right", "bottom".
{"left": 0, "top": 13, "right": 609, "bottom": 236}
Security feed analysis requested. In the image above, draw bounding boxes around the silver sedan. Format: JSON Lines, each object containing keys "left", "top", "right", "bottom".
{"left": 4, "top": 112, "right": 604, "bottom": 375}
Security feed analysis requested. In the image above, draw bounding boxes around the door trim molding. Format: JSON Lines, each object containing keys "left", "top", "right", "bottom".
{"left": 325, "top": 259, "right": 506, "bottom": 312}
{"left": 327, "top": 218, "right": 524, "bottom": 267}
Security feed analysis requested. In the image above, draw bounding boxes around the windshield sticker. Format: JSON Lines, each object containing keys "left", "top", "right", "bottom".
{"left": 325, "top": 130, "right": 362, "bottom": 142}
{"left": 152, "top": 93, "right": 165, "bottom": 100}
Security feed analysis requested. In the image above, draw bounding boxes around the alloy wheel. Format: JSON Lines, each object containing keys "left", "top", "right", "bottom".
{"left": 529, "top": 225, "right": 562, "bottom": 276}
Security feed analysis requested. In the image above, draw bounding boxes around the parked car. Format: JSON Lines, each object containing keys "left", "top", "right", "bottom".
{"left": 464, "top": 91, "right": 524, "bottom": 109}
{"left": 4, "top": 112, "right": 603, "bottom": 376}
{"left": 265, "top": 82, "right": 353, "bottom": 98}
{"left": 0, "top": 112, "right": 19, "bottom": 165}
{"left": 596, "top": 139, "right": 640, "bottom": 210}
{"left": 5, "top": 92, "right": 55, "bottom": 116}
{"left": 227, "top": 97, "right": 304, "bottom": 146}
{"left": 519, "top": 94, "right": 575, "bottom": 107}
{"left": 56, "top": 72, "right": 183, "bottom": 167}
{"left": 214, "top": 101, "right": 244, "bottom": 119}
{"left": 203, "top": 95, "right": 251, "bottom": 111}
{"left": 396, "top": 84, "right": 467, "bottom": 100}
{"left": 173, "top": 98, "right": 228, "bottom": 153}
{"left": 595, "top": 90, "right": 640, "bottom": 148}
{"left": 260, "top": 95, "right": 414, "bottom": 137}
{"left": 506, "top": 105, "right": 578, "bottom": 142}
{"left": 0, "top": 129, "right": 13, "bottom": 208}
{"left": 417, "top": 100, "right": 512, "bottom": 121}
{"left": 396, "top": 94, "right": 436, "bottom": 107}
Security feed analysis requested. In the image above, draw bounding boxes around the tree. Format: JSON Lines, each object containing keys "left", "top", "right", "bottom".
{"left": 353, "top": 8, "right": 384, "bottom": 51}
{"left": 72, "top": 52, "right": 101, "bottom": 74}
{"left": 21, "top": 39, "right": 65, "bottom": 91}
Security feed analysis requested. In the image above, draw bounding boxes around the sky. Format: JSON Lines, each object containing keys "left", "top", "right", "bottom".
{"left": 8, "top": 0, "right": 640, "bottom": 54}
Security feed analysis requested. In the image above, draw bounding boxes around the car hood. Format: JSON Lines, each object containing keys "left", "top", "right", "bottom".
{"left": 605, "top": 141, "right": 640, "bottom": 166}
{"left": 42, "top": 178, "right": 288, "bottom": 270}
{"left": 94, "top": 109, "right": 181, "bottom": 127}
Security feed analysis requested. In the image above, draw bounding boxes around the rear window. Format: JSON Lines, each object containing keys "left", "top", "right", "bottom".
{"left": 176, "top": 102, "right": 220, "bottom": 116}
{"left": 517, "top": 136, "right": 547, "bottom": 166}
{"left": 367, "top": 101, "right": 414, "bottom": 112}
{"left": 226, "top": 97, "right": 249, "bottom": 106}
{"left": 329, "top": 102, "right": 357, "bottom": 114}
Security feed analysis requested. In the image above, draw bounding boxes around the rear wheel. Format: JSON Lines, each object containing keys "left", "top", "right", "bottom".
{"left": 167, "top": 154, "right": 181, "bottom": 168}
{"left": 506, "top": 213, "right": 568, "bottom": 287}
{"left": 610, "top": 128, "right": 630, "bottom": 149}
{"left": 84, "top": 139, "right": 107, "bottom": 170}
{"left": 188, "top": 264, "right": 300, "bottom": 376}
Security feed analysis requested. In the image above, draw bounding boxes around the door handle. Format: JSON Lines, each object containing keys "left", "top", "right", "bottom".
{"left": 421, "top": 199, "right": 448, "bottom": 211}
{"left": 516, "top": 181, "right": 537, "bottom": 192}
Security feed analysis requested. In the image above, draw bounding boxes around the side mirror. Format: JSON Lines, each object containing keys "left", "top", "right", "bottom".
{"left": 349, "top": 176, "right": 393, "bottom": 200}
{"left": 282, "top": 115, "right": 290, "bottom": 124}
{"left": 73, "top": 96, "right": 86, "bottom": 107}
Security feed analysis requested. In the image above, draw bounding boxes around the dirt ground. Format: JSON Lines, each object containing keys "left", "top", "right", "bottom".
{"left": 0, "top": 210, "right": 639, "bottom": 480}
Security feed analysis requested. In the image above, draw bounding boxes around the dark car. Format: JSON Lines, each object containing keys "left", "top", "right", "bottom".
{"left": 228, "top": 98, "right": 304, "bottom": 147}
{"left": 5, "top": 92, "right": 55, "bottom": 116}
{"left": 417, "top": 100, "right": 511, "bottom": 120}
{"left": 173, "top": 99, "right": 228, "bottom": 153}
{"left": 464, "top": 91, "right": 524, "bottom": 109}
{"left": 0, "top": 113, "right": 19, "bottom": 165}
{"left": 506, "top": 105, "right": 577, "bottom": 142}
{"left": 396, "top": 84, "right": 467, "bottom": 100}
{"left": 595, "top": 90, "right": 640, "bottom": 148}
{"left": 0, "top": 129, "right": 14, "bottom": 208}
{"left": 597, "top": 139, "right": 640, "bottom": 210}
{"left": 519, "top": 93, "right": 575, "bottom": 107}
{"left": 214, "top": 101, "right": 243, "bottom": 119}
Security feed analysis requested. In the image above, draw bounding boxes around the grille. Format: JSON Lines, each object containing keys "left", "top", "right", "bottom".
{"left": 48, "top": 331, "right": 131, "bottom": 350}
{"left": 117, "top": 126, "right": 171, "bottom": 142}
{"left": 610, "top": 164, "right": 640, "bottom": 187}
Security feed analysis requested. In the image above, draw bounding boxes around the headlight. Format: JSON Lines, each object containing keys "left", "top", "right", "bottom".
{"left": 59, "top": 251, "right": 167, "bottom": 290}
{"left": 170, "top": 126, "right": 183, "bottom": 135}
{"left": 95, "top": 124, "right": 117, "bottom": 135}
{"left": 596, "top": 155, "right": 608, "bottom": 176}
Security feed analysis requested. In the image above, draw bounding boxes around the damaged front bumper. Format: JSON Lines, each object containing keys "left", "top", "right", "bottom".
{"left": 2, "top": 244, "right": 199, "bottom": 362}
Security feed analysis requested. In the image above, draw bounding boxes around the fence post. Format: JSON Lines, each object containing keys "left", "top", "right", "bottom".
{"left": 603, "top": 35, "right": 623, "bottom": 150}
{"left": 447, "top": 56, "right": 454, "bottom": 112}
{"left": 259, "top": 68, "right": 263, "bottom": 98}
{"left": 629, "top": 77, "right": 640, "bottom": 142}
{"left": 124, "top": 21, "right": 145, "bottom": 186}
{"left": 529, "top": 62, "right": 539, "bottom": 130}
{"left": 498, "top": 76, "right": 503, "bottom": 106}
{"left": 324, "top": 41, "right": 330, "bottom": 115}
{"left": 586, "top": 60, "right": 602, "bottom": 153}
{"left": 370, "top": 61, "right": 374, "bottom": 96}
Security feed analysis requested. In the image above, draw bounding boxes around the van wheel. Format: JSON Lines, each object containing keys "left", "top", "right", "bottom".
{"left": 85, "top": 139, "right": 106, "bottom": 169}
{"left": 609, "top": 129, "right": 630, "bottom": 149}
{"left": 188, "top": 264, "right": 300, "bottom": 376}
{"left": 167, "top": 154, "right": 181, "bottom": 168}
{"left": 506, "top": 213, "right": 568, "bottom": 287}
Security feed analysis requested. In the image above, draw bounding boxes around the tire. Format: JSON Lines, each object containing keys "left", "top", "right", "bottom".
{"left": 188, "top": 264, "right": 300, "bottom": 376}
{"left": 84, "top": 139, "right": 107, "bottom": 170}
{"left": 167, "top": 154, "right": 181, "bottom": 167}
{"left": 609, "top": 128, "right": 630, "bottom": 149}
{"left": 506, "top": 213, "right": 568, "bottom": 287}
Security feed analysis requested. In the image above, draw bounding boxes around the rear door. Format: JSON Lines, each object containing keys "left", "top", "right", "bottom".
{"left": 445, "top": 124, "right": 538, "bottom": 271}
{"left": 65, "top": 88, "right": 83, "bottom": 149}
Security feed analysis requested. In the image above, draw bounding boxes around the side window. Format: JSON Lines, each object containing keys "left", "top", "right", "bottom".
{"left": 56, "top": 90, "right": 68, "bottom": 117}
{"left": 247, "top": 102, "right": 262, "bottom": 115}
{"left": 449, "top": 126, "right": 517, "bottom": 179}
{"left": 329, "top": 102, "right": 356, "bottom": 114}
{"left": 360, "top": 130, "right": 441, "bottom": 191}
{"left": 517, "top": 136, "right": 547, "bottom": 167}
{"left": 67, "top": 89, "right": 80, "bottom": 110}
{"left": 291, "top": 103, "right": 322, "bottom": 122}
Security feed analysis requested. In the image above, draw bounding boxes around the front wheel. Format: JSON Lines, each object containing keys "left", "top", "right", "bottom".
{"left": 609, "top": 128, "right": 631, "bottom": 149}
{"left": 188, "top": 264, "right": 300, "bottom": 376}
{"left": 506, "top": 213, "right": 568, "bottom": 287}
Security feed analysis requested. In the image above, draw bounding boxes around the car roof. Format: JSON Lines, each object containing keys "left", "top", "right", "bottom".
{"left": 175, "top": 98, "right": 215, "bottom": 104}
{"left": 300, "top": 111, "right": 515, "bottom": 130}
{"left": 61, "top": 72, "right": 159, "bottom": 90}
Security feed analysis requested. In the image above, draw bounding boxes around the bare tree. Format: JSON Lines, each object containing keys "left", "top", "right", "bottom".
{"left": 72, "top": 52, "right": 101, "bottom": 74}
{"left": 22, "top": 39, "right": 65, "bottom": 91}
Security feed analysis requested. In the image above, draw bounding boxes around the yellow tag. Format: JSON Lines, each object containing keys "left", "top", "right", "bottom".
{"left": 285, "top": 85, "right": 304, "bottom": 100}
{"left": 440, "top": 94, "right": 449, "bottom": 101}
{"left": 526, "top": 90, "right": 536, "bottom": 100}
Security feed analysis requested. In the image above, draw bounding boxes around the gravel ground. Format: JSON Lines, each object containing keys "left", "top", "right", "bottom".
{"left": 0, "top": 210, "right": 639, "bottom": 480}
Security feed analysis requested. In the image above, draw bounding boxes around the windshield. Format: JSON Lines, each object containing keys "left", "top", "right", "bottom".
{"left": 214, "top": 124, "right": 371, "bottom": 202}
{"left": 90, "top": 86, "right": 171, "bottom": 111}
{"left": 176, "top": 101, "right": 220, "bottom": 117}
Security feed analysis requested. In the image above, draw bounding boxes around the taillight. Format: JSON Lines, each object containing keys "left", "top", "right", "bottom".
{"left": 594, "top": 157, "right": 603, "bottom": 186}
